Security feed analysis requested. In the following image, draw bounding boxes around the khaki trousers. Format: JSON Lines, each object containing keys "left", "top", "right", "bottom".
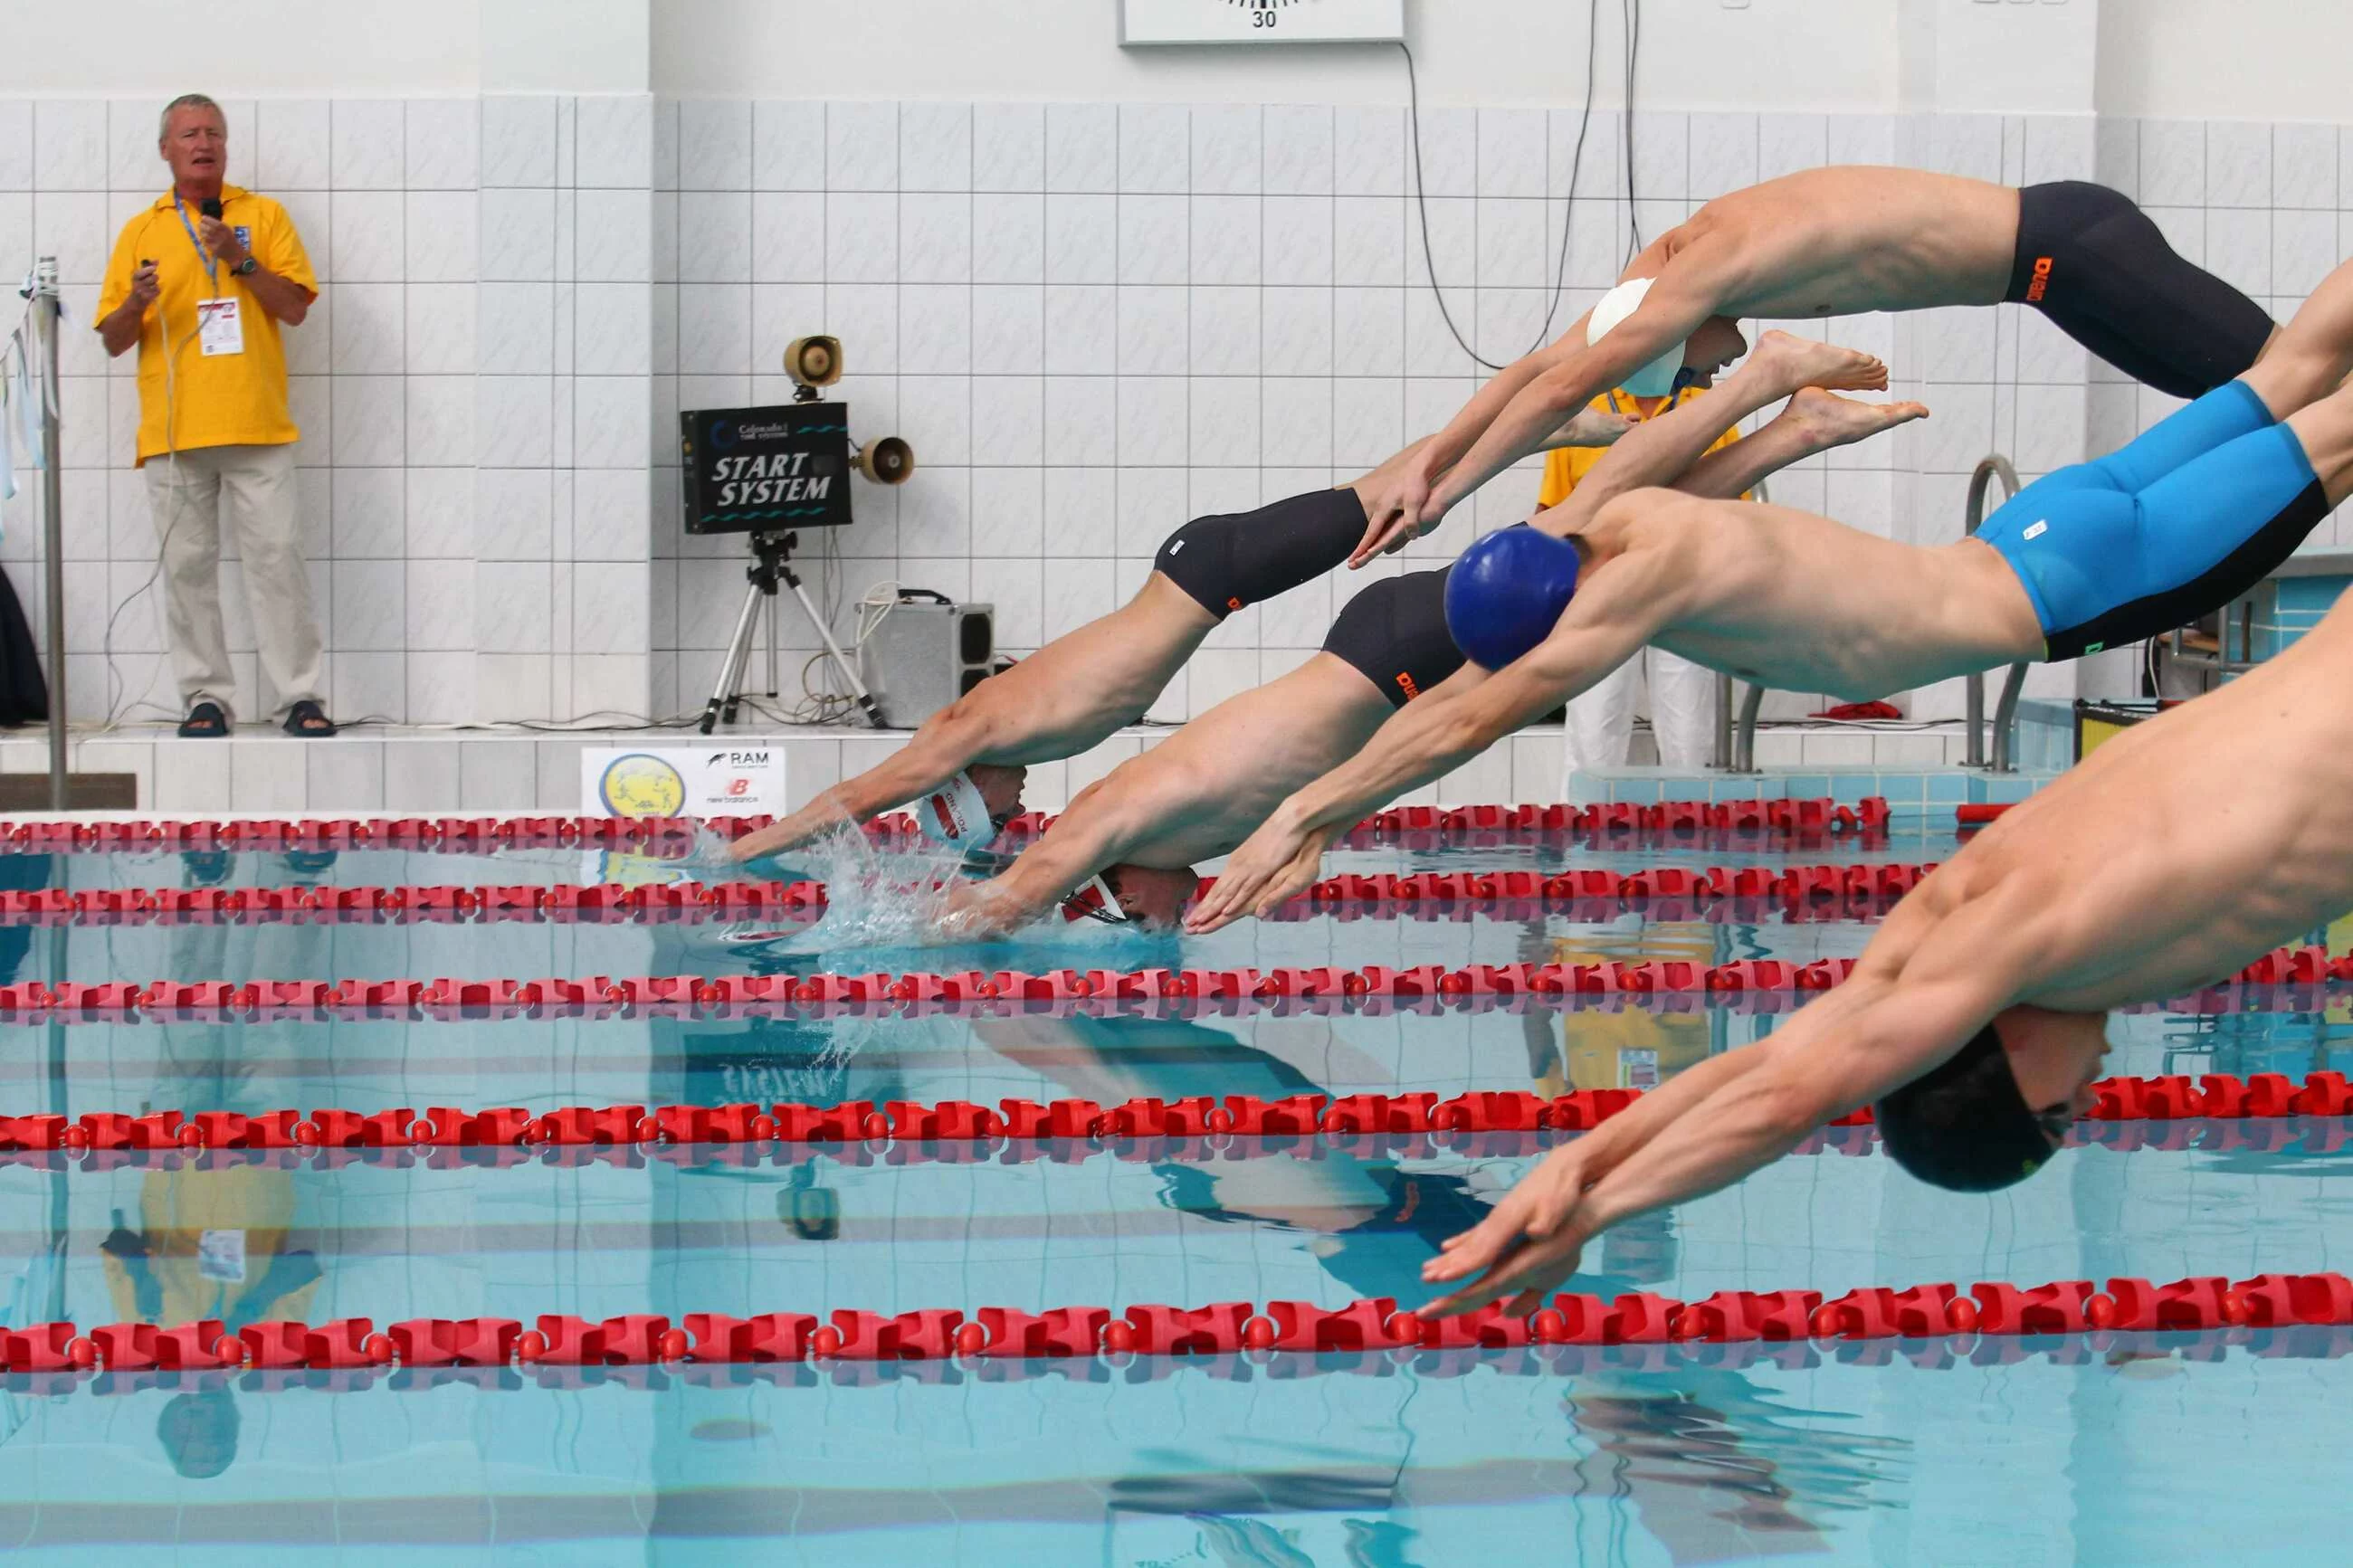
{"left": 142, "top": 442, "right": 325, "bottom": 721}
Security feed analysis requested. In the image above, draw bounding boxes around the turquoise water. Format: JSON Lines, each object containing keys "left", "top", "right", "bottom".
{"left": 0, "top": 835, "right": 2344, "bottom": 1563}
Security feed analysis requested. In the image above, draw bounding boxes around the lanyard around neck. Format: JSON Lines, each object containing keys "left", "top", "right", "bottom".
{"left": 174, "top": 195, "right": 221, "bottom": 297}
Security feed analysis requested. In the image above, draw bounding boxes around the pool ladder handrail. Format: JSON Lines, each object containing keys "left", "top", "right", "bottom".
{"left": 1713, "top": 479, "right": 1767, "bottom": 772}
{"left": 1966, "top": 455, "right": 2030, "bottom": 773}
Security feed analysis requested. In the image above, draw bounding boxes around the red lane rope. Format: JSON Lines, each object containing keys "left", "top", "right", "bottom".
{"left": 5, "top": 1271, "right": 2344, "bottom": 1380}
{"left": 0, "top": 797, "right": 1891, "bottom": 855}
{"left": 6, "top": 940, "right": 2345, "bottom": 1025}
{"left": 0, "top": 862, "right": 1945, "bottom": 930}
{"left": 14, "top": 1070, "right": 2350, "bottom": 1160}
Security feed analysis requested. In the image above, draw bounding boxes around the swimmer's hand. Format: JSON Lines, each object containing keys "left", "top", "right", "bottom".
{"left": 1348, "top": 465, "right": 1436, "bottom": 568}
{"left": 932, "top": 879, "right": 1030, "bottom": 945}
{"left": 1182, "top": 813, "right": 1337, "bottom": 934}
{"left": 1419, "top": 1143, "right": 1593, "bottom": 1318}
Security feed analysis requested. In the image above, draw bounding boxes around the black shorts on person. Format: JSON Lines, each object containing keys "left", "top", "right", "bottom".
{"left": 2007, "top": 181, "right": 2276, "bottom": 399}
{"left": 1152, "top": 487, "right": 1368, "bottom": 620}
{"left": 1322, "top": 567, "right": 1465, "bottom": 709}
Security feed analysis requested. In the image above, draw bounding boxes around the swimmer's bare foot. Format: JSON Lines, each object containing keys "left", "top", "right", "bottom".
{"left": 1777, "top": 386, "right": 1929, "bottom": 451}
{"left": 1744, "top": 329, "right": 1890, "bottom": 396}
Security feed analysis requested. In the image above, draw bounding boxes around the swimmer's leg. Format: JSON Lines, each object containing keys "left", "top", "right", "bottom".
{"left": 1679, "top": 388, "right": 1928, "bottom": 500}
{"left": 2281, "top": 373, "right": 2353, "bottom": 508}
{"left": 1538, "top": 332, "right": 1888, "bottom": 533}
{"left": 2018, "top": 253, "right": 2353, "bottom": 518}
{"left": 2240, "top": 252, "right": 2353, "bottom": 420}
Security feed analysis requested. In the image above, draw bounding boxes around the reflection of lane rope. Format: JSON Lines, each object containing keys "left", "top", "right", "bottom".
{"left": 2, "top": 1270, "right": 2348, "bottom": 1378}
{"left": 0, "top": 1316, "right": 2346, "bottom": 1392}
{"left": 0, "top": 946, "right": 2348, "bottom": 1023}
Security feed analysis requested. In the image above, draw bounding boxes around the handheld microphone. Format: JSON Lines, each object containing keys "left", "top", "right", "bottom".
{"left": 200, "top": 197, "right": 223, "bottom": 220}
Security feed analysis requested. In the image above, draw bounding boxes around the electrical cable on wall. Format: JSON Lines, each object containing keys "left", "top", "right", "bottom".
{"left": 1399, "top": 0, "right": 1640, "bottom": 373}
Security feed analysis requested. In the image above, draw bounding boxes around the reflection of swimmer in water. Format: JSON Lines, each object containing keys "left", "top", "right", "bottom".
{"left": 972, "top": 1012, "right": 1505, "bottom": 1308}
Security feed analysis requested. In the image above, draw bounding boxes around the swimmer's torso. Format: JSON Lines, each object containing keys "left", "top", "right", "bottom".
{"left": 1648, "top": 168, "right": 2020, "bottom": 318}
{"left": 1577, "top": 497, "right": 2044, "bottom": 699}
{"left": 1950, "top": 605, "right": 2353, "bottom": 1009}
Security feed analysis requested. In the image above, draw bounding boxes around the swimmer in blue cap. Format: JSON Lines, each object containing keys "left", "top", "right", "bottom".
{"left": 726, "top": 413, "right": 1634, "bottom": 869}
{"left": 939, "top": 334, "right": 1909, "bottom": 937}
{"left": 1348, "top": 167, "right": 2277, "bottom": 565}
{"left": 1419, "top": 583, "right": 2353, "bottom": 1316}
{"left": 1189, "top": 252, "right": 2353, "bottom": 936}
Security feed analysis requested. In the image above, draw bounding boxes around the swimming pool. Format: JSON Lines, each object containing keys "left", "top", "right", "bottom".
{"left": 1, "top": 814, "right": 2347, "bottom": 1563}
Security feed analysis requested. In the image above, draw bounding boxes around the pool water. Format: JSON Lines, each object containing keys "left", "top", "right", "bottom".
{"left": 0, "top": 831, "right": 2347, "bottom": 1563}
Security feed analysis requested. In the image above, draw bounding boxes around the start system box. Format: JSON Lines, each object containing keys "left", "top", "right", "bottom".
{"left": 680, "top": 404, "right": 853, "bottom": 534}
{"left": 859, "top": 598, "right": 996, "bottom": 727}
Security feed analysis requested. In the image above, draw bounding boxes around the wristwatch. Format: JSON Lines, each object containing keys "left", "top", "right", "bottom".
{"left": 233, "top": 256, "right": 258, "bottom": 276}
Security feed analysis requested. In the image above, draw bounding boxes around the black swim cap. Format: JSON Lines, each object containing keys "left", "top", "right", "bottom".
{"left": 1873, "top": 1022, "right": 2059, "bottom": 1193}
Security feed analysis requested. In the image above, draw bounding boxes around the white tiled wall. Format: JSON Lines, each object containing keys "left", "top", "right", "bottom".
{"left": 1, "top": 96, "right": 482, "bottom": 726}
{"left": 6, "top": 100, "right": 2351, "bottom": 735}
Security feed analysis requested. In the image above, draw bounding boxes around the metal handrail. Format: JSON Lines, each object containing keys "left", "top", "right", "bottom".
{"left": 1720, "top": 478, "right": 1767, "bottom": 772}
{"left": 31, "top": 259, "right": 65, "bottom": 809}
{"left": 1964, "top": 455, "right": 2028, "bottom": 772}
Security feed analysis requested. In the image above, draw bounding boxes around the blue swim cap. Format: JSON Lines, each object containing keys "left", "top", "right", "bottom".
{"left": 1444, "top": 525, "right": 1580, "bottom": 670}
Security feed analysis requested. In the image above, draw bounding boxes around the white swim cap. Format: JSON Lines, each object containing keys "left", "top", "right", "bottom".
{"left": 917, "top": 769, "right": 1001, "bottom": 853}
{"left": 1587, "top": 278, "right": 1687, "bottom": 399}
{"left": 1061, "top": 872, "right": 1130, "bottom": 925}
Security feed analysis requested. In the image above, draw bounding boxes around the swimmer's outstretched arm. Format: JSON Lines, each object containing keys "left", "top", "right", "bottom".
{"left": 1421, "top": 890, "right": 2043, "bottom": 1317}
{"left": 729, "top": 703, "right": 1002, "bottom": 863}
{"left": 1186, "top": 565, "right": 1672, "bottom": 934}
{"left": 1383, "top": 258, "right": 1729, "bottom": 553}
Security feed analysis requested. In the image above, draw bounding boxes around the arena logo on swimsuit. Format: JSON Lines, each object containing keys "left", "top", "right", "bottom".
{"left": 2025, "top": 255, "right": 2055, "bottom": 304}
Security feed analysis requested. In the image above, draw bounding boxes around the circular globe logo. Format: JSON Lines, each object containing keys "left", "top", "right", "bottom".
{"left": 599, "top": 753, "right": 687, "bottom": 817}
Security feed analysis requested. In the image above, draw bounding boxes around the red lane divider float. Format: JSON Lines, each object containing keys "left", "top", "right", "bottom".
{"left": 10, "top": 1070, "right": 2352, "bottom": 1162}
{"left": 4, "top": 940, "right": 2348, "bottom": 1026}
{"left": 3, "top": 1272, "right": 2344, "bottom": 1384}
{"left": 0, "top": 798, "right": 1891, "bottom": 856}
{"left": 8, "top": 1107, "right": 2348, "bottom": 1178}
{"left": 0, "top": 862, "right": 1951, "bottom": 930}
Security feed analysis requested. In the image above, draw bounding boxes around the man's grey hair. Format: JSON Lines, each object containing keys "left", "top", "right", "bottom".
{"left": 159, "top": 94, "right": 224, "bottom": 140}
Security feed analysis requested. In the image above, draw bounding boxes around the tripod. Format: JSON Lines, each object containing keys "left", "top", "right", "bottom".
{"left": 699, "top": 530, "right": 881, "bottom": 735}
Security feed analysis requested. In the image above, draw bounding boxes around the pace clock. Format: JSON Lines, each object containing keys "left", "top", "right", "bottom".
{"left": 1119, "top": 0, "right": 1405, "bottom": 46}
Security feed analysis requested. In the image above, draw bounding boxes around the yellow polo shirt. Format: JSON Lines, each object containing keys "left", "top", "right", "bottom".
{"left": 1538, "top": 385, "right": 1744, "bottom": 509}
{"left": 95, "top": 184, "right": 316, "bottom": 465}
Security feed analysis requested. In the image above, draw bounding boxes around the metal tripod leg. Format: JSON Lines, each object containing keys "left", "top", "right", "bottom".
{"left": 699, "top": 550, "right": 884, "bottom": 734}
{"left": 700, "top": 577, "right": 769, "bottom": 735}
{"left": 779, "top": 567, "right": 882, "bottom": 729}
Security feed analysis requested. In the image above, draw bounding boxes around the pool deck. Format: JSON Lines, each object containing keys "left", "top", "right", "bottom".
{"left": 0, "top": 712, "right": 2067, "bottom": 819}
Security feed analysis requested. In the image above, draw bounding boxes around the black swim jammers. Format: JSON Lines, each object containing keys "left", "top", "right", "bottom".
{"left": 1152, "top": 487, "right": 1370, "bottom": 620}
{"left": 1322, "top": 567, "right": 1466, "bottom": 708}
{"left": 2007, "top": 181, "right": 2276, "bottom": 399}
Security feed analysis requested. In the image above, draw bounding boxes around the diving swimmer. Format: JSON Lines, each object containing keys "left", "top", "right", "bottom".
{"left": 723, "top": 410, "right": 1647, "bottom": 870}
{"left": 1417, "top": 580, "right": 2353, "bottom": 1317}
{"left": 942, "top": 333, "right": 1915, "bottom": 936}
{"left": 1188, "top": 251, "right": 2353, "bottom": 936}
{"left": 1348, "top": 168, "right": 2278, "bottom": 563}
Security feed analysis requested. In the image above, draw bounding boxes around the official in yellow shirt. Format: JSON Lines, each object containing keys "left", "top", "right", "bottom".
{"left": 1542, "top": 386, "right": 1741, "bottom": 780}
{"left": 94, "top": 93, "right": 334, "bottom": 739}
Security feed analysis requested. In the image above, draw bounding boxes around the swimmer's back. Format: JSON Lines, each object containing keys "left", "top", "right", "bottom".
{"left": 1644, "top": 167, "right": 2019, "bottom": 318}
